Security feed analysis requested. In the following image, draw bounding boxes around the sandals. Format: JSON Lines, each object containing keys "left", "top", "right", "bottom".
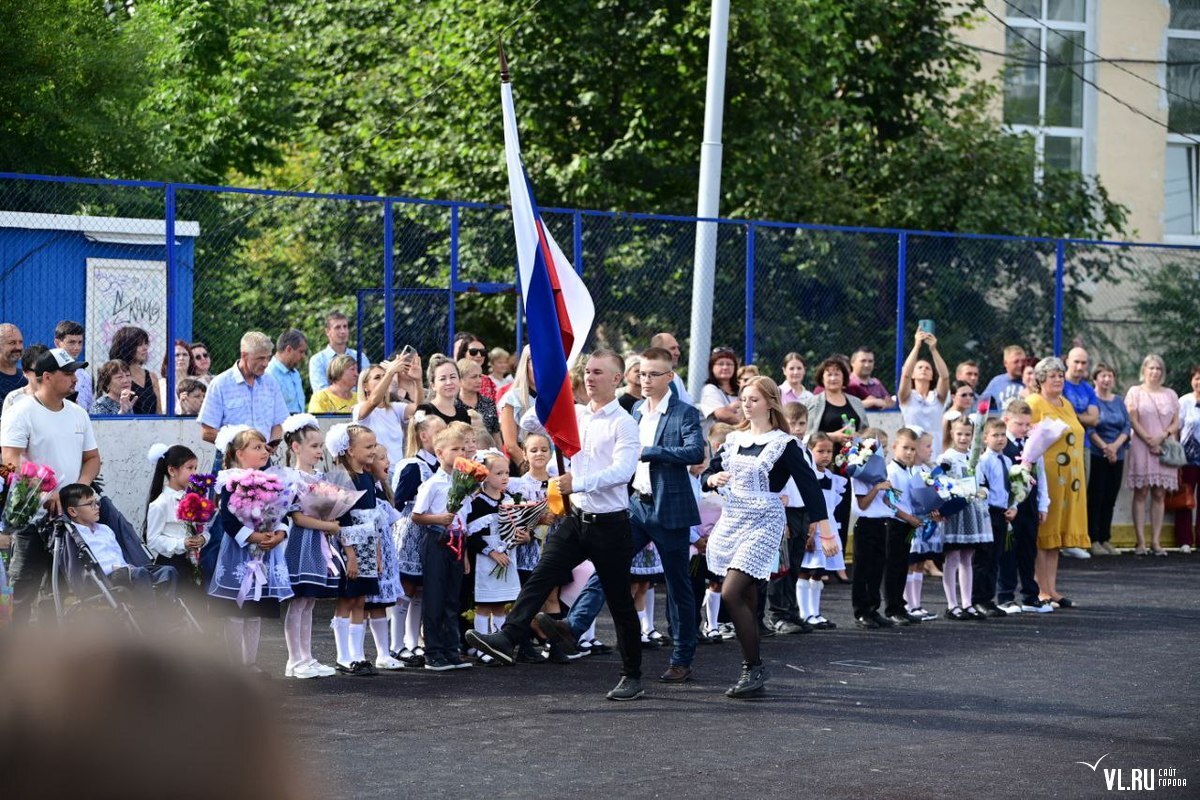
{"left": 1134, "top": 547, "right": 1149, "bottom": 556}
{"left": 944, "top": 606, "right": 966, "bottom": 621}
{"left": 1152, "top": 548, "right": 1169, "bottom": 557}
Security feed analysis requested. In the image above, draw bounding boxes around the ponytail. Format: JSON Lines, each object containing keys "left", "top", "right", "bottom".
{"left": 144, "top": 444, "right": 198, "bottom": 535}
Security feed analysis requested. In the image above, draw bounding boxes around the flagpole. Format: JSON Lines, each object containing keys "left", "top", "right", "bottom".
{"left": 687, "top": 0, "right": 730, "bottom": 401}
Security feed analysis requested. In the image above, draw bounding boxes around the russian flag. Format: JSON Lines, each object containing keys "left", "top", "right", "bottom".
{"left": 502, "top": 77, "right": 594, "bottom": 458}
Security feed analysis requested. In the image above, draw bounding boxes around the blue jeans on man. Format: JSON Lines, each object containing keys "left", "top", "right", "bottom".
{"left": 566, "top": 497, "right": 697, "bottom": 667}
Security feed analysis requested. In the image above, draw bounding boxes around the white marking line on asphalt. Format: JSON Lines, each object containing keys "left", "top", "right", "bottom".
{"left": 786, "top": 664, "right": 806, "bottom": 672}
{"left": 830, "top": 660, "right": 886, "bottom": 670}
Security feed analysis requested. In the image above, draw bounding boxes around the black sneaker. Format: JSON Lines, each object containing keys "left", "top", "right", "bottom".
{"left": 359, "top": 660, "right": 379, "bottom": 676}
{"left": 424, "top": 656, "right": 456, "bottom": 672}
{"left": 547, "top": 644, "right": 575, "bottom": 664}
{"left": 726, "top": 662, "right": 769, "bottom": 698}
{"left": 757, "top": 622, "right": 777, "bottom": 638}
{"left": 516, "top": 641, "right": 547, "bottom": 664}
{"left": 606, "top": 676, "right": 645, "bottom": 701}
{"left": 983, "top": 602, "right": 1006, "bottom": 618}
{"left": 869, "top": 611, "right": 896, "bottom": 628}
{"left": 465, "top": 629, "right": 516, "bottom": 665}
{"left": 446, "top": 654, "right": 474, "bottom": 670}
{"left": 854, "top": 615, "right": 881, "bottom": 629}
{"left": 534, "top": 612, "right": 579, "bottom": 656}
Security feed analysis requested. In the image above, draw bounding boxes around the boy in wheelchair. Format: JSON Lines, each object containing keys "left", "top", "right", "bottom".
{"left": 61, "top": 483, "right": 178, "bottom": 607}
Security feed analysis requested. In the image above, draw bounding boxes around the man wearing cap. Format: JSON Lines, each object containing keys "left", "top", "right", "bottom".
{"left": 0, "top": 347, "right": 101, "bottom": 623}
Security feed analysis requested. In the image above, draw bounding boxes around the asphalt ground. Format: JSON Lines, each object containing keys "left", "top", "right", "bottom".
{"left": 265, "top": 555, "right": 1200, "bottom": 800}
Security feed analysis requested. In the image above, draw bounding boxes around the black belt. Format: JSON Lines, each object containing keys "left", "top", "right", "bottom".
{"left": 572, "top": 507, "right": 629, "bottom": 525}
{"left": 633, "top": 492, "right": 653, "bottom": 504}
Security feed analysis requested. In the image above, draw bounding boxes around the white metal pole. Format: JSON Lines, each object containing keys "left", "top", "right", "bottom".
{"left": 687, "top": 0, "right": 730, "bottom": 401}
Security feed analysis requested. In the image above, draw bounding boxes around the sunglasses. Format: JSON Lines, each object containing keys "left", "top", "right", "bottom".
{"left": 467, "top": 347, "right": 487, "bottom": 357}
{"left": 193, "top": 351, "right": 210, "bottom": 359}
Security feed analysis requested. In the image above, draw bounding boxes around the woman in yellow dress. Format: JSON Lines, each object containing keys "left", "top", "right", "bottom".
{"left": 1027, "top": 356, "right": 1090, "bottom": 608}
{"left": 308, "top": 354, "right": 358, "bottom": 414}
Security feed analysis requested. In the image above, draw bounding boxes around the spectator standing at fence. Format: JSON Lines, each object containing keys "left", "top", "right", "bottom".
{"left": 650, "top": 332, "right": 694, "bottom": 405}
{"left": 53, "top": 321, "right": 92, "bottom": 412}
{"left": 499, "top": 347, "right": 534, "bottom": 473}
{"left": 982, "top": 345, "right": 1027, "bottom": 413}
{"left": 955, "top": 360, "right": 980, "bottom": 390}
{"left": 457, "top": 357, "right": 500, "bottom": 435}
{"left": 489, "top": 347, "right": 513, "bottom": 390}
{"left": 91, "top": 360, "right": 136, "bottom": 416}
{"left": 1019, "top": 358, "right": 1038, "bottom": 398}
{"left": 176, "top": 377, "right": 207, "bottom": 417}
{"left": 108, "top": 326, "right": 160, "bottom": 415}
{"left": 617, "top": 354, "right": 643, "bottom": 412}
{"left": 898, "top": 330, "right": 951, "bottom": 455}
{"left": 0, "top": 323, "right": 27, "bottom": 415}
{"left": 353, "top": 357, "right": 422, "bottom": 462}
{"left": 190, "top": 341, "right": 215, "bottom": 384}
{"left": 266, "top": 329, "right": 309, "bottom": 414}
{"left": 1125, "top": 354, "right": 1180, "bottom": 556}
{"left": 309, "top": 311, "right": 367, "bottom": 393}
{"left": 198, "top": 331, "right": 288, "bottom": 449}
{"left": 453, "top": 333, "right": 497, "bottom": 401}
{"left": 780, "top": 352, "right": 814, "bottom": 406}
{"left": 1175, "top": 366, "right": 1200, "bottom": 554}
{"left": 158, "top": 340, "right": 196, "bottom": 414}
{"left": 307, "top": 355, "right": 358, "bottom": 414}
{"left": 699, "top": 348, "right": 742, "bottom": 437}
{"left": 1087, "top": 364, "right": 1129, "bottom": 556}
{"left": 1059, "top": 347, "right": 1101, "bottom": 560}
{"left": 1, "top": 347, "right": 100, "bottom": 624}
{"left": 419, "top": 354, "right": 470, "bottom": 426}
{"left": 2, "top": 344, "right": 47, "bottom": 414}
{"left": 847, "top": 347, "right": 897, "bottom": 410}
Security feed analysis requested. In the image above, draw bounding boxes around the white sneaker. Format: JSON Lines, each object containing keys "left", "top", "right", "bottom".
{"left": 290, "top": 662, "right": 326, "bottom": 679}
{"left": 306, "top": 660, "right": 337, "bottom": 676}
{"left": 1061, "top": 547, "right": 1090, "bottom": 559}
{"left": 718, "top": 622, "right": 737, "bottom": 640}
{"left": 1181, "top": 544, "right": 1193, "bottom": 554}
{"left": 998, "top": 601, "right": 1023, "bottom": 615}
{"left": 374, "top": 655, "right": 405, "bottom": 671}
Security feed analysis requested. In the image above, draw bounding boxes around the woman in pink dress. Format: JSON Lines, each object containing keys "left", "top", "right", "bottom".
{"left": 1125, "top": 354, "right": 1181, "bottom": 556}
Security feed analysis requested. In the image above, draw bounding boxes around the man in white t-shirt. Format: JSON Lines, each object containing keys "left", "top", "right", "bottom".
{"left": 0, "top": 347, "right": 101, "bottom": 623}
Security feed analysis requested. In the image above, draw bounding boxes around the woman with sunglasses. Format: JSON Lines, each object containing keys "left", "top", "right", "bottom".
{"left": 190, "top": 342, "right": 214, "bottom": 384}
{"left": 453, "top": 332, "right": 496, "bottom": 401}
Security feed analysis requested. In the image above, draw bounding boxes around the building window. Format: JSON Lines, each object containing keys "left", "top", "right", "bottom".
{"left": 1165, "top": 2, "right": 1200, "bottom": 236}
{"left": 1002, "top": 0, "right": 1090, "bottom": 175}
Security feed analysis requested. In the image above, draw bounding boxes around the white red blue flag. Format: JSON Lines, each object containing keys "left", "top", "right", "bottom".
{"left": 502, "top": 78, "right": 594, "bottom": 457}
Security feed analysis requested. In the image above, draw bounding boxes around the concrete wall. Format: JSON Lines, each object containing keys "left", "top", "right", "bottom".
{"left": 92, "top": 414, "right": 1175, "bottom": 546}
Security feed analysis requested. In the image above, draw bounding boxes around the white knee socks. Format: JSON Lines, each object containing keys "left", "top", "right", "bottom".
{"left": 644, "top": 588, "right": 656, "bottom": 631}
{"left": 905, "top": 573, "right": 924, "bottom": 610}
{"left": 704, "top": 588, "right": 721, "bottom": 631}
{"left": 349, "top": 622, "right": 366, "bottom": 663}
{"left": 284, "top": 598, "right": 314, "bottom": 668}
{"left": 404, "top": 597, "right": 423, "bottom": 651}
{"left": 956, "top": 550, "right": 975, "bottom": 608}
{"left": 809, "top": 579, "right": 823, "bottom": 619}
{"left": 333, "top": 616, "right": 351, "bottom": 666}
{"left": 223, "top": 618, "right": 245, "bottom": 664}
{"left": 389, "top": 597, "right": 409, "bottom": 653}
{"left": 492, "top": 613, "right": 506, "bottom": 632}
{"left": 368, "top": 617, "right": 390, "bottom": 660}
{"left": 637, "top": 608, "right": 651, "bottom": 635}
{"left": 942, "top": 551, "right": 962, "bottom": 608}
{"left": 795, "top": 579, "right": 811, "bottom": 620}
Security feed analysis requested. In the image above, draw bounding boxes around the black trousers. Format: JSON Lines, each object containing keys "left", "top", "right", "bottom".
{"left": 851, "top": 517, "right": 888, "bottom": 617}
{"left": 421, "top": 527, "right": 464, "bottom": 661}
{"left": 6, "top": 522, "right": 50, "bottom": 624}
{"left": 503, "top": 510, "right": 642, "bottom": 679}
{"left": 883, "top": 519, "right": 911, "bottom": 617}
{"left": 973, "top": 507, "right": 1007, "bottom": 605}
{"left": 1087, "top": 454, "right": 1123, "bottom": 544}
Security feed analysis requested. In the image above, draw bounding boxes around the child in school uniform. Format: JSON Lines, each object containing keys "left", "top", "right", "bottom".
{"left": 701, "top": 422, "right": 734, "bottom": 642}
{"left": 797, "top": 432, "right": 845, "bottom": 629}
{"left": 280, "top": 414, "right": 339, "bottom": 679}
{"left": 411, "top": 425, "right": 473, "bottom": 672}
{"left": 467, "top": 449, "right": 525, "bottom": 664}
{"left": 765, "top": 402, "right": 815, "bottom": 634}
{"left": 995, "top": 401, "right": 1053, "bottom": 614}
{"left": 937, "top": 417, "right": 993, "bottom": 621}
{"left": 390, "top": 410, "right": 446, "bottom": 667}
{"left": 326, "top": 423, "right": 382, "bottom": 677}
{"left": 975, "top": 418, "right": 1018, "bottom": 615}
{"left": 883, "top": 429, "right": 924, "bottom": 625}
{"left": 208, "top": 425, "right": 294, "bottom": 674}
{"left": 905, "top": 428, "right": 941, "bottom": 622}
{"left": 143, "top": 443, "right": 203, "bottom": 600}
{"left": 365, "top": 444, "right": 405, "bottom": 670}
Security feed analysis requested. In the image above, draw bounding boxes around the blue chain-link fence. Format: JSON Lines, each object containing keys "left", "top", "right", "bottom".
{"left": 2, "top": 171, "right": 1196, "bottom": 415}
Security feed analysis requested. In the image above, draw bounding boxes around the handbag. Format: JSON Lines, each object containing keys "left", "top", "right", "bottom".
{"left": 1159, "top": 437, "right": 1187, "bottom": 467}
{"left": 1184, "top": 433, "right": 1200, "bottom": 465}
{"left": 1165, "top": 476, "right": 1195, "bottom": 512}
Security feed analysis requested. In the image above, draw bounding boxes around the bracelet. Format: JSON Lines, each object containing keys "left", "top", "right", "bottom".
{"left": 818, "top": 534, "right": 836, "bottom": 541}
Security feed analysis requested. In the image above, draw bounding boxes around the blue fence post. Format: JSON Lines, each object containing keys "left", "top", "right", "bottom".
{"left": 164, "top": 184, "right": 176, "bottom": 417}
{"left": 573, "top": 210, "right": 584, "bottom": 276}
{"left": 1053, "top": 239, "right": 1065, "bottom": 356}
{"left": 894, "top": 232, "right": 908, "bottom": 392}
{"left": 448, "top": 204, "right": 460, "bottom": 355}
{"left": 744, "top": 223, "right": 755, "bottom": 365}
{"left": 383, "top": 198, "right": 395, "bottom": 358}
{"left": 355, "top": 290, "right": 366, "bottom": 362}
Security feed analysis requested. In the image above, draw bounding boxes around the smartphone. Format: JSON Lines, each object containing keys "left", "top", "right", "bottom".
{"left": 918, "top": 319, "right": 935, "bottom": 335}
{"left": 397, "top": 344, "right": 417, "bottom": 365}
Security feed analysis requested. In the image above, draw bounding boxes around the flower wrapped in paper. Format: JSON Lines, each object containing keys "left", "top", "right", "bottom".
{"left": 1007, "top": 463, "right": 1036, "bottom": 506}
{"left": 176, "top": 491, "right": 216, "bottom": 586}
{"left": 295, "top": 471, "right": 365, "bottom": 576}
{"left": 2, "top": 461, "right": 57, "bottom": 532}
{"left": 834, "top": 438, "right": 888, "bottom": 485}
{"left": 223, "top": 468, "right": 291, "bottom": 606}
{"left": 1020, "top": 418, "right": 1068, "bottom": 467}
{"left": 497, "top": 497, "right": 549, "bottom": 551}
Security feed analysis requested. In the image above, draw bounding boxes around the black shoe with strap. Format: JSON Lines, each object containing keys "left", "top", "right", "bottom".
{"left": 465, "top": 630, "right": 516, "bottom": 665}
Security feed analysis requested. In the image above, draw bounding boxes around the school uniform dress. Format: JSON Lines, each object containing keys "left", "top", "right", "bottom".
{"left": 630, "top": 542, "right": 664, "bottom": 579}
{"left": 392, "top": 451, "right": 438, "bottom": 583}
{"left": 800, "top": 470, "right": 847, "bottom": 573}
{"left": 338, "top": 472, "right": 381, "bottom": 598}
{"left": 208, "top": 486, "right": 293, "bottom": 618}
{"left": 365, "top": 496, "right": 404, "bottom": 607}
{"left": 468, "top": 493, "right": 522, "bottom": 603}
{"left": 702, "top": 430, "right": 827, "bottom": 581}
{"left": 283, "top": 469, "right": 340, "bottom": 599}
{"left": 937, "top": 450, "right": 993, "bottom": 551}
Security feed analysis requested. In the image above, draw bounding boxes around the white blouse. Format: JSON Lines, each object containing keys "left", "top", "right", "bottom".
{"left": 145, "top": 487, "right": 208, "bottom": 558}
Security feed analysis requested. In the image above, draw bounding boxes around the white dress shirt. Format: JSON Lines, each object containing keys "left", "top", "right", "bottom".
{"left": 74, "top": 521, "right": 128, "bottom": 575}
{"left": 631, "top": 392, "right": 671, "bottom": 495}
{"left": 569, "top": 399, "right": 639, "bottom": 514}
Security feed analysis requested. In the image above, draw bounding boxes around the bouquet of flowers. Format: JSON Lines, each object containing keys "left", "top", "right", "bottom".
{"left": 176, "top": 491, "right": 216, "bottom": 586}
{"left": 966, "top": 400, "right": 991, "bottom": 472}
{"left": 834, "top": 437, "right": 888, "bottom": 485}
{"left": 2, "top": 461, "right": 57, "bottom": 533}
{"left": 224, "top": 469, "right": 291, "bottom": 605}
{"left": 445, "top": 457, "right": 489, "bottom": 559}
{"left": 910, "top": 467, "right": 949, "bottom": 517}
{"left": 188, "top": 472, "right": 217, "bottom": 498}
{"left": 1021, "top": 418, "right": 1069, "bottom": 467}
{"left": 1008, "top": 463, "right": 1037, "bottom": 506}
{"left": 296, "top": 471, "right": 365, "bottom": 576}
{"left": 914, "top": 464, "right": 983, "bottom": 518}
{"left": 490, "top": 496, "right": 550, "bottom": 581}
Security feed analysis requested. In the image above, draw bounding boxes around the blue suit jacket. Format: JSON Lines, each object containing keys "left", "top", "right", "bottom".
{"left": 632, "top": 395, "right": 704, "bottom": 529}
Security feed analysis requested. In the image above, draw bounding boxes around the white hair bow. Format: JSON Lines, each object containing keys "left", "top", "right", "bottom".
{"left": 325, "top": 423, "right": 352, "bottom": 458}
{"left": 281, "top": 413, "right": 320, "bottom": 435}
{"left": 146, "top": 442, "right": 170, "bottom": 465}
{"left": 214, "top": 424, "right": 253, "bottom": 454}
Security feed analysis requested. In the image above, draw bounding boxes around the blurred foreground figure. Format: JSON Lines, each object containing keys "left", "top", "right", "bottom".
{"left": 0, "top": 626, "right": 311, "bottom": 800}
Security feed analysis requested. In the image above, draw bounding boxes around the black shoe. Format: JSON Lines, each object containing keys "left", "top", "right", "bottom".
{"left": 983, "top": 602, "right": 1006, "bottom": 619}
{"left": 547, "top": 644, "right": 574, "bottom": 664}
{"left": 465, "top": 630, "right": 516, "bottom": 665}
{"left": 854, "top": 615, "right": 880, "bottom": 629}
{"left": 944, "top": 606, "right": 967, "bottom": 621}
{"left": 396, "top": 648, "right": 425, "bottom": 669}
{"left": 772, "top": 619, "right": 809, "bottom": 635}
{"left": 586, "top": 639, "right": 612, "bottom": 655}
{"left": 757, "top": 623, "right": 776, "bottom": 638}
{"left": 964, "top": 605, "right": 989, "bottom": 622}
{"left": 359, "top": 660, "right": 379, "bottom": 676}
{"left": 606, "top": 676, "right": 645, "bottom": 701}
{"left": 726, "top": 661, "right": 769, "bottom": 698}
{"left": 533, "top": 612, "right": 579, "bottom": 656}
{"left": 423, "top": 656, "right": 456, "bottom": 672}
{"left": 446, "top": 654, "right": 474, "bottom": 670}
{"left": 869, "top": 611, "right": 896, "bottom": 628}
{"left": 516, "top": 641, "right": 547, "bottom": 664}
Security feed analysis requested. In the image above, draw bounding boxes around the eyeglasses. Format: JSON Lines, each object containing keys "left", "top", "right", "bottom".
{"left": 467, "top": 347, "right": 487, "bottom": 357}
{"left": 638, "top": 370, "right": 670, "bottom": 380}
{"left": 72, "top": 500, "right": 101, "bottom": 509}
{"left": 193, "top": 351, "right": 210, "bottom": 359}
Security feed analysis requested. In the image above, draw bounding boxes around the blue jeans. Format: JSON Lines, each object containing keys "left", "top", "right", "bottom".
{"left": 117, "top": 564, "right": 178, "bottom": 605}
{"left": 566, "top": 498, "right": 697, "bottom": 667}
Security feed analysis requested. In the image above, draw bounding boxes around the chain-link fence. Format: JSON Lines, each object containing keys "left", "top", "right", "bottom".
{"left": 2, "top": 171, "right": 1197, "bottom": 416}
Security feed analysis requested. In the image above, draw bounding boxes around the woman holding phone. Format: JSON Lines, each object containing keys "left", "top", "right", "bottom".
{"left": 898, "top": 327, "right": 951, "bottom": 454}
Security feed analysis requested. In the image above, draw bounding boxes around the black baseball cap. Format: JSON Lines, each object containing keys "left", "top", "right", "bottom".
{"left": 33, "top": 348, "right": 88, "bottom": 376}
